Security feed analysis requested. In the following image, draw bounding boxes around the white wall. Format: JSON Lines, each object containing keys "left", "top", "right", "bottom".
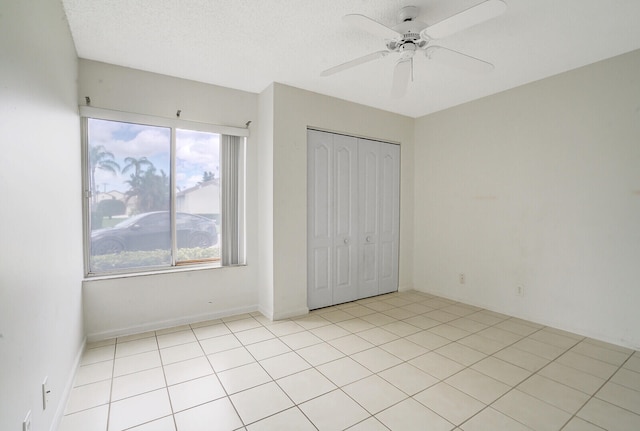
{"left": 257, "top": 84, "right": 275, "bottom": 318}
{"left": 414, "top": 49, "right": 640, "bottom": 349}
{"left": 0, "top": 1, "right": 84, "bottom": 430}
{"left": 267, "top": 84, "right": 415, "bottom": 319}
{"left": 79, "top": 61, "right": 261, "bottom": 339}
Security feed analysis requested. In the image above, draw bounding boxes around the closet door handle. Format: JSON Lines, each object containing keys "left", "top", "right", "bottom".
{"left": 366, "top": 236, "right": 372, "bottom": 243}
{"left": 344, "top": 238, "right": 349, "bottom": 244}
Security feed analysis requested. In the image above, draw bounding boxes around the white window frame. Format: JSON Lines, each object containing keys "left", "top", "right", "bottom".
{"left": 80, "top": 106, "right": 248, "bottom": 277}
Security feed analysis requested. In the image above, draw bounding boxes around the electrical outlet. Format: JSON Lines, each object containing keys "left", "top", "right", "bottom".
{"left": 459, "top": 273, "right": 465, "bottom": 284}
{"left": 42, "top": 376, "right": 50, "bottom": 410}
{"left": 23, "top": 410, "right": 32, "bottom": 431}
{"left": 516, "top": 286, "right": 524, "bottom": 296}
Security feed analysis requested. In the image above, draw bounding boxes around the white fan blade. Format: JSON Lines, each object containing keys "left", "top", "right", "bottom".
{"left": 421, "top": 0, "right": 507, "bottom": 40}
{"left": 391, "top": 59, "right": 412, "bottom": 98}
{"left": 425, "top": 46, "right": 494, "bottom": 73}
{"left": 321, "top": 50, "right": 389, "bottom": 77}
{"left": 344, "top": 14, "right": 402, "bottom": 40}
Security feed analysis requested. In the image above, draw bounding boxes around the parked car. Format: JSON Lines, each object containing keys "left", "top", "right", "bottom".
{"left": 91, "top": 211, "right": 217, "bottom": 255}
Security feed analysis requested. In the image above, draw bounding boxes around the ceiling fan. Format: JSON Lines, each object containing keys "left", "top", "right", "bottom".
{"left": 321, "top": 0, "right": 507, "bottom": 98}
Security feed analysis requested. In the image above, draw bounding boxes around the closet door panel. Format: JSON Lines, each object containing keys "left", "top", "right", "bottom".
{"left": 307, "top": 131, "right": 333, "bottom": 309}
{"left": 358, "top": 140, "right": 380, "bottom": 298}
{"left": 333, "top": 135, "right": 358, "bottom": 304}
{"left": 378, "top": 143, "right": 400, "bottom": 294}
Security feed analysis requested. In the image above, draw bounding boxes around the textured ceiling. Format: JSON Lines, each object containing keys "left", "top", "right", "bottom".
{"left": 61, "top": 0, "right": 640, "bottom": 118}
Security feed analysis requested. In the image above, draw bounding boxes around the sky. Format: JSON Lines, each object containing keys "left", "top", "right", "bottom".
{"left": 89, "top": 118, "right": 220, "bottom": 194}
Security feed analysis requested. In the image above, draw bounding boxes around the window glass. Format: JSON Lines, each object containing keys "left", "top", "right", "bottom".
{"left": 176, "top": 129, "right": 220, "bottom": 263}
{"left": 88, "top": 119, "right": 171, "bottom": 272}
{"left": 83, "top": 113, "right": 243, "bottom": 276}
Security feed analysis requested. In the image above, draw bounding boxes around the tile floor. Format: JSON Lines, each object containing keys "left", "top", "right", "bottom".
{"left": 59, "top": 291, "right": 640, "bottom": 431}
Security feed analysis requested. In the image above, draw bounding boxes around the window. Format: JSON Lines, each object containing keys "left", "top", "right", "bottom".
{"left": 81, "top": 107, "right": 246, "bottom": 276}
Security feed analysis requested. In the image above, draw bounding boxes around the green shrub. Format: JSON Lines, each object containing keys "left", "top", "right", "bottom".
{"left": 90, "top": 247, "right": 220, "bottom": 272}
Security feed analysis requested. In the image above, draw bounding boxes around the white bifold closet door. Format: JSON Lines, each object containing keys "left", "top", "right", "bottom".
{"left": 307, "top": 129, "right": 400, "bottom": 310}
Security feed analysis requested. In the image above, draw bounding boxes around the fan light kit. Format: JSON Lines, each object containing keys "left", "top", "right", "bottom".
{"left": 321, "top": 0, "right": 507, "bottom": 98}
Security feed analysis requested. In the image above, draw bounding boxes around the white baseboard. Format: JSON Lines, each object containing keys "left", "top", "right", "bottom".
{"left": 86, "top": 305, "right": 260, "bottom": 342}
{"left": 50, "top": 336, "right": 86, "bottom": 431}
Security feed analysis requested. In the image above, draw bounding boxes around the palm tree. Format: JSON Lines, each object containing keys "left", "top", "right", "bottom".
{"left": 89, "top": 145, "right": 120, "bottom": 204}
{"left": 125, "top": 166, "right": 169, "bottom": 213}
{"left": 121, "top": 156, "right": 154, "bottom": 178}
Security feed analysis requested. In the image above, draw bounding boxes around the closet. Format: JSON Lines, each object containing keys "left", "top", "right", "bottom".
{"left": 307, "top": 129, "right": 400, "bottom": 310}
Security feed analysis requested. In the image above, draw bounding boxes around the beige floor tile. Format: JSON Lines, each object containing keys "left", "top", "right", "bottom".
{"left": 405, "top": 330, "right": 451, "bottom": 350}
{"left": 571, "top": 341, "right": 631, "bottom": 366}
{"left": 448, "top": 317, "right": 489, "bottom": 333}
{"left": 191, "top": 323, "right": 230, "bottom": 340}
{"left": 345, "top": 416, "right": 389, "bottom": 431}
{"left": 155, "top": 324, "right": 191, "bottom": 336}
{"left": 300, "top": 389, "right": 370, "bottom": 431}
{"left": 492, "top": 389, "right": 571, "bottom": 431}
{"left": 234, "top": 326, "right": 275, "bottom": 345}
{"left": 310, "top": 323, "right": 351, "bottom": 341}
{"left": 414, "top": 382, "right": 485, "bottom": 425}
{"left": 342, "top": 304, "right": 377, "bottom": 318}
{"left": 561, "top": 416, "right": 605, "bottom": 431}
{"left": 279, "top": 330, "right": 323, "bottom": 350}
{"left": 174, "top": 397, "right": 242, "bottom": 431}
{"left": 115, "top": 337, "right": 159, "bottom": 358}
{"left": 425, "top": 310, "right": 460, "bottom": 323}
{"left": 208, "top": 346, "right": 255, "bottom": 372}
{"left": 65, "top": 380, "right": 112, "bottom": 414}
{"left": 376, "top": 398, "right": 453, "bottom": 431}
{"left": 459, "top": 407, "right": 532, "bottom": 431}
{"left": 477, "top": 326, "right": 523, "bottom": 344}
{"left": 382, "top": 307, "right": 417, "bottom": 320}
{"left": 429, "top": 324, "right": 471, "bottom": 341}
{"left": 225, "top": 317, "right": 262, "bottom": 332}
{"left": 379, "top": 338, "right": 428, "bottom": 361}
{"left": 445, "top": 368, "right": 510, "bottom": 404}
{"left": 259, "top": 351, "right": 310, "bottom": 379}
{"left": 74, "top": 360, "right": 114, "bottom": 386}
{"left": 343, "top": 375, "right": 407, "bottom": 414}
{"left": 517, "top": 374, "right": 590, "bottom": 413}
{"left": 113, "top": 350, "right": 161, "bottom": 377}
{"left": 357, "top": 327, "right": 400, "bottom": 345}
{"left": 336, "top": 318, "right": 376, "bottom": 333}
{"left": 247, "top": 407, "right": 316, "bottom": 431}
{"left": 556, "top": 350, "right": 618, "bottom": 379}
{"left": 296, "top": 342, "right": 344, "bottom": 366}
{"left": 378, "top": 363, "right": 439, "bottom": 395}
{"left": 537, "top": 361, "right": 606, "bottom": 395}
{"left": 116, "top": 331, "right": 155, "bottom": 343}
{"left": 217, "top": 362, "right": 272, "bottom": 394}
{"left": 168, "top": 374, "right": 225, "bottom": 412}
{"left": 266, "top": 320, "right": 305, "bottom": 337}
{"left": 59, "top": 405, "right": 109, "bottom": 431}
{"left": 317, "top": 356, "right": 372, "bottom": 386}
{"left": 163, "top": 356, "right": 213, "bottom": 386}
{"left": 276, "top": 368, "right": 336, "bottom": 403}
{"left": 409, "top": 351, "right": 465, "bottom": 380}
{"left": 512, "top": 338, "right": 565, "bottom": 360}
{"left": 457, "top": 334, "right": 507, "bottom": 355}
{"left": 360, "top": 312, "right": 397, "bottom": 326}
{"left": 244, "top": 337, "right": 291, "bottom": 360}
{"left": 328, "top": 334, "right": 375, "bottom": 355}
{"left": 160, "top": 341, "right": 203, "bottom": 365}
{"left": 199, "top": 333, "right": 242, "bottom": 355}
{"left": 578, "top": 397, "right": 640, "bottom": 431}
{"left": 351, "top": 346, "right": 403, "bottom": 373}
{"left": 625, "top": 354, "right": 640, "bottom": 373}
{"left": 610, "top": 367, "right": 640, "bottom": 392}
{"left": 230, "top": 381, "right": 294, "bottom": 425}
{"left": 435, "top": 342, "right": 486, "bottom": 366}
{"left": 493, "top": 346, "right": 549, "bottom": 372}
{"left": 595, "top": 381, "right": 640, "bottom": 414}
{"left": 403, "top": 315, "right": 441, "bottom": 330}
{"left": 81, "top": 345, "right": 116, "bottom": 365}
{"left": 292, "top": 314, "right": 331, "bottom": 330}
{"left": 108, "top": 389, "right": 172, "bottom": 431}
{"left": 528, "top": 329, "right": 580, "bottom": 349}
{"left": 111, "top": 367, "right": 166, "bottom": 401}
{"left": 471, "top": 357, "right": 530, "bottom": 386}
{"left": 127, "top": 415, "right": 175, "bottom": 431}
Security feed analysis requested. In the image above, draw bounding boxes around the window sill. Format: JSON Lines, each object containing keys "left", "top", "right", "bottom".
{"left": 83, "top": 261, "right": 241, "bottom": 282}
